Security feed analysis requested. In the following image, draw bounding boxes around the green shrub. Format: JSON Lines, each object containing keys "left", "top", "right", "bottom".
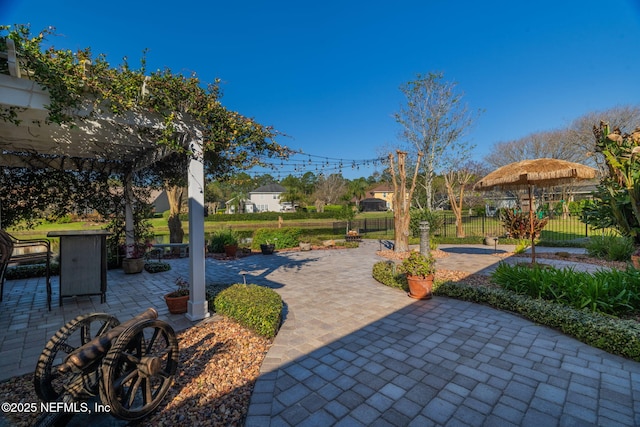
{"left": 372, "top": 261, "right": 408, "bottom": 291}
{"left": 251, "top": 227, "right": 302, "bottom": 249}
{"left": 5, "top": 262, "right": 59, "bottom": 280}
{"left": 214, "top": 284, "right": 283, "bottom": 338}
{"left": 586, "top": 233, "right": 634, "bottom": 261}
{"left": 409, "top": 209, "right": 444, "bottom": 237}
{"left": 198, "top": 211, "right": 336, "bottom": 222}
{"left": 143, "top": 262, "right": 171, "bottom": 273}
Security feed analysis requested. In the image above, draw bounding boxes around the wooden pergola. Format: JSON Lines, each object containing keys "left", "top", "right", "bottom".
{"left": 0, "top": 41, "right": 209, "bottom": 320}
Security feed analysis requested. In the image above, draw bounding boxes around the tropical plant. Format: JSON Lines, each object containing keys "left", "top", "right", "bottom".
{"left": 582, "top": 122, "right": 640, "bottom": 242}
{"left": 499, "top": 209, "right": 549, "bottom": 239}
{"left": 208, "top": 229, "right": 239, "bottom": 253}
{"left": 586, "top": 232, "right": 634, "bottom": 261}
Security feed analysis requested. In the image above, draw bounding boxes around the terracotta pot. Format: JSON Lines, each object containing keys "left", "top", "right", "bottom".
{"left": 164, "top": 293, "right": 189, "bottom": 314}
{"left": 632, "top": 255, "right": 640, "bottom": 269}
{"left": 122, "top": 257, "right": 145, "bottom": 274}
{"left": 406, "top": 274, "right": 434, "bottom": 300}
{"left": 224, "top": 244, "right": 238, "bottom": 257}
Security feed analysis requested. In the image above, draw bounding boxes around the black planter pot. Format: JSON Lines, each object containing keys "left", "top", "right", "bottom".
{"left": 260, "top": 244, "right": 275, "bottom": 255}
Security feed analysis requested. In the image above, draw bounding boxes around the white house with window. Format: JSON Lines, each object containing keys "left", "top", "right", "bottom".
{"left": 246, "top": 183, "right": 288, "bottom": 213}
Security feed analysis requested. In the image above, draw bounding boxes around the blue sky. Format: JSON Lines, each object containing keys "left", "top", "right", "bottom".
{"left": 3, "top": 0, "right": 640, "bottom": 179}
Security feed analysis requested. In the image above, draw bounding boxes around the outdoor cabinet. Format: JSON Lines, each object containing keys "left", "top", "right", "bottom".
{"left": 47, "top": 230, "right": 111, "bottom": 306}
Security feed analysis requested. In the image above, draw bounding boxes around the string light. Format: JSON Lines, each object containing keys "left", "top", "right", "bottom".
{"left": 248, "top": 149, "right": 387, "bottom": 178}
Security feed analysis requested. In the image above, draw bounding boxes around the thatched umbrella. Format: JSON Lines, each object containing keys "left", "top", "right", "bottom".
{"left": 474, "top": 158, "right": 598, "bottom": 262}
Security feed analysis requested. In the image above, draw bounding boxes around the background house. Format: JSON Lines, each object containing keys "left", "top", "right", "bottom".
{"left": 367, "top": 184, "right": 395, "bottom": 210}
{"left": 246, "top": 183, "right": 288, "bottom": 213}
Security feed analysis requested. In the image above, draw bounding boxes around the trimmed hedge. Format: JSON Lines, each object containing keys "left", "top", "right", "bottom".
{"left": 214, "top": 284, "right": 283, "bottom": 338}
{"left": 371, "top": 261, "right": 640, "bottom": 361}
{"left": 372, "top": 261, "right": 407, "bottom": 291}
{"left": 197, "top": 211, "right": 337, "bottom": 222}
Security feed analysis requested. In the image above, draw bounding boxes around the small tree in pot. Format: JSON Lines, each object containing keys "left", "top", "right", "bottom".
{"left": 399, "top": 251, "right": 435, "bottom": 300}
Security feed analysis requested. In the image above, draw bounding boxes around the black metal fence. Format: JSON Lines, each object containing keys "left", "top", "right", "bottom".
{"left": 335, "top": 213, "right": 612, "bottom": 242}
{"left": 333, "top": 218, "right": 395, "bottom": 235}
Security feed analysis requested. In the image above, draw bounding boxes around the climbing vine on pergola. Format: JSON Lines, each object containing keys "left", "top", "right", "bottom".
{"left": 0, "top": 25, "right": 289, "bottom": 232}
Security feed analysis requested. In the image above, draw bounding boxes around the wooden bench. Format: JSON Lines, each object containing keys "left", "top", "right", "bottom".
{"left": 1, "top": 229, "right": 53, "bottom": 310}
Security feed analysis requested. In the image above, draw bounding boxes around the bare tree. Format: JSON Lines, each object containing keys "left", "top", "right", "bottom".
{"left": 389, "top": 150, "right": 423, "bottom": 252}
{"left": 567, "top": 105, "right": 640, "bottom": 174}
{"left": 394, "top": 72, "right": 480, "bottom": 210}
{"left": 484, "top": 105, "right": 640, "bottom": 173}
{"left": 484, "top": 129, "right": 588, "bottom": 169}
{"left": 313, "top": 174, "right": 348, "bottom": 205}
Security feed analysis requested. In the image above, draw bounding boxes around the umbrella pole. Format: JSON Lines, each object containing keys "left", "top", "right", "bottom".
{"left": 529, "top": 185, "right": 535, "bottom": 263}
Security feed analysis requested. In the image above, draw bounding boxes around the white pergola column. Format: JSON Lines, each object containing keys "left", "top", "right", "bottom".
{"left": 186, "top": 135, "right": 210, "bottom": 321}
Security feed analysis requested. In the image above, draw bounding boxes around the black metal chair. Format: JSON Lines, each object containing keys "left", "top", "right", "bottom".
{"left": 0, "top": 229, "right": 52, "bottom": 310}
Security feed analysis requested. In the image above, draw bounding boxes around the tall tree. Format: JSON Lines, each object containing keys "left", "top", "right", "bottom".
{"left": 389, "top": 150, "right": 423, "bottom": 252}
{"left": 349, "top": 177, "right": 369, "bottom": 208}
{"left": 394, "top": 72, "right": 479, "bottom": 210}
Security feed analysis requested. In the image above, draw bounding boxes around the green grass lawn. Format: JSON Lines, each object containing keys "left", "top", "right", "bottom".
{"left": 7, "top": 210, "right": 607, "bottom": 247}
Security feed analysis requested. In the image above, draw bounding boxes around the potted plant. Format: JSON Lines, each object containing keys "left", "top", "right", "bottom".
{"left": 299, "top": 238, "right": 312, "bottom": 251}
{"left": 164, "top": 277, "right": 189, "bottom": 314}
{"left": 209, "top": 229, "right": 239, "bottom": 257}
{"left": 260, "top": 240, "right": 276, "bottom": 255}
{"left": 121, "top": 242, "right": 150, "bottom": 274}
{"left": 399, "top": 251, "right": 435, "bottom": 300}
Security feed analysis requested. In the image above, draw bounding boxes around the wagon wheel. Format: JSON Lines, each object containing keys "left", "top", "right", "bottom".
{"left": 100, "top": 319, "right": 178, "bottom": 421}
{"left": 34, "top": 313, "right": 120, "bottom": 402}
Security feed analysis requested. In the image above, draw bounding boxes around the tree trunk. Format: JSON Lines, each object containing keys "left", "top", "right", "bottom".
{"left": 166, "top": 186, "right": 185, "bottom": 254}
{"left": 389, "top": 150, "right": 423, "bottom": 252}
{"left": 444, "top": 170, "right": 472, "bottom": 238}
